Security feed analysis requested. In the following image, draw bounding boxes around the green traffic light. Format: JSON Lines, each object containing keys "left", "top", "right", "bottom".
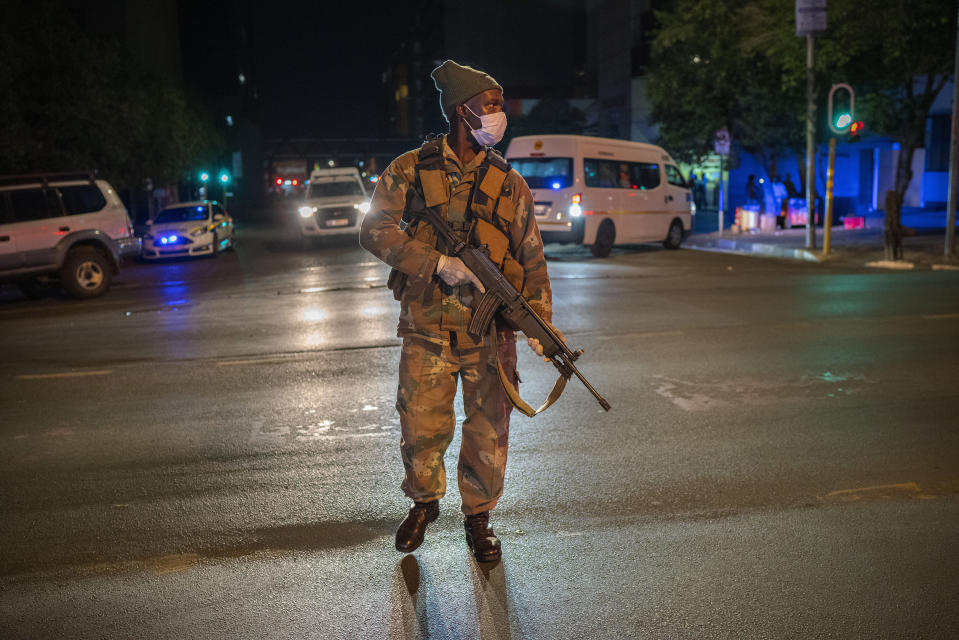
{"left": 835, "top": 113, "right": 852, "bottom": 129}
{"left": 219, "top": 172, "right": 230, "bottom": 183}
{"left": 199, "top": 171, "right": 210, "bottom": 182}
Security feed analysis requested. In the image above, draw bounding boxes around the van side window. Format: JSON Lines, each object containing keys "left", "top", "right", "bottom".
{"left": 631, "top": 163, "right": 660, "bottom": 190}
{"left": 665, "top": 165, "right": 688, "bottom": 188}
{"left": 585, "top": 159, "right": 661, "bottom": 190}
{"left": 9, "top": 188, "right": 59, "bottom": 222}
{"left": 58, "top": 184, "right": 107, "bottom": 215}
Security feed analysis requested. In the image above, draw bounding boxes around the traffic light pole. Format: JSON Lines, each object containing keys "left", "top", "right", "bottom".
{"left": 823, "top": 137, "right": 836, "bottom": 256}
{"left": 805, "top": 34, "right": 816, "bottom": 249}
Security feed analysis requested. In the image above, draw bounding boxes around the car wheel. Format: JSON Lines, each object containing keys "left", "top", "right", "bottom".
{"left": 16, "top": 276, "right": 59, "bottom": 299}
{"left": 590, "top": 218, "right": 616, "bottom": 258}
{"left": 663, "top": 220, "right": 684, "bottom": 250}
{"left": 211, "top": 232, "right": 220, "bottom": 258}
{"left": 60, "top": 246, "right": 112, "bottom": 299}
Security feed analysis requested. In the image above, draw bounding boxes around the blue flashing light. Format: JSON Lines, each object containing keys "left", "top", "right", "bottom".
{"left": 892, "top": 142, "right": 901, "bottom": 150}
{"left": 551, "top": 181, "right": 561, "bottom": 190}
{"left": 369, "top": 175, "right": 379, "bottom": 183}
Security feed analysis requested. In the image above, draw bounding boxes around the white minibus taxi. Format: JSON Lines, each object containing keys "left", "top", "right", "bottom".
{"left": 505, "top": 135, "right": 694, "bottom": 257}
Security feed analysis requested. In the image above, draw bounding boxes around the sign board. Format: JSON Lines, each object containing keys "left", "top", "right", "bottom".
{"left": 796, "top": 0, "right": 827, "bottom": 36}
{"left": 714, "top": 127, "right": 731, "bottom": 156}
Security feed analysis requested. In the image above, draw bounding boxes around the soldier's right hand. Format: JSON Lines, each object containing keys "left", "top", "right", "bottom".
{"left": 436, "top": 255, "right": 486, "bottom": 293}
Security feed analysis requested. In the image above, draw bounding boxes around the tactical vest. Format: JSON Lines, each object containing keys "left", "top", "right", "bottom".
{"left": 402, "top": 136, "right": 526, "bottom": 293}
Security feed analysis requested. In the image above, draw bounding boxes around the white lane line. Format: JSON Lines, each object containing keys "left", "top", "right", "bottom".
{"left": 596, "top": 330, "right": 684, "bottom": 341}
{"left": 921, "top": 313, "right": 959, "bottom": 320}
{"left": 15, "top": 370, "right": 113, "bottom": 380}
{"left": 217, "top": 358, "right": 295, "bottom": 367}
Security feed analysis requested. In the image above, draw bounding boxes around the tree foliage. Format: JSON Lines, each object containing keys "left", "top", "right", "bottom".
{"left": 0, "top": 3, "right": 221, "bottom": 191}
{"left": 647, "top": 0, "right": 953, "bottom": 197}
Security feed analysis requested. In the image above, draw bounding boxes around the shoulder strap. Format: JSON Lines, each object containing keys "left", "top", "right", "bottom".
{"left": 415, "top": 135, "right": 448, "bottom": 208}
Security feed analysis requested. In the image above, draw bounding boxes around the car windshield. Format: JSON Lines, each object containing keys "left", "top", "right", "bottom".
{"left": 155, "top": 205, "right": 208, "bottom": 223}
{"left": 508, "top": 157, "right": 574, "bottom": 189}
{"left": 308, "top": 180, "right": 364, "bottom": 198}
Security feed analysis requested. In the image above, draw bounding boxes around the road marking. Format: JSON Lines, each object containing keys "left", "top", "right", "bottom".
{"left": 15, "top": 370, "right": 112, "bottom": 380}
{"left": 825, "top": 482, "right": 927, "bottom": 501}
{"left": 217, "top": 358, "right": 295, "bottom": 366}
{"left": 152, "top": 553, "right": 202, "bottom": 575}
{"left": 596, "top": 330, "right": 684, "bottom": 341}
{"left": 921, "top": 313, "right": 959, "bottom": 320}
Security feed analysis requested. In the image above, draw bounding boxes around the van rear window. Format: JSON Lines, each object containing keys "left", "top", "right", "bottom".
{"left": 508, "top": 158, "right": 573, "bottom": 189}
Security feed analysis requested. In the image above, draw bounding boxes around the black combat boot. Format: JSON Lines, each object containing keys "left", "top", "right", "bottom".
{"left": 464, "top": 511, "right": 501, "bottom": 562}
{"left": 395, "top": 500, "right": 439, "bottom": 553}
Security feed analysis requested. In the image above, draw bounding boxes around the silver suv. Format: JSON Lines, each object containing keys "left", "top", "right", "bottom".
{"left": 0, "top": 172, "right": 141, "bottom": 299}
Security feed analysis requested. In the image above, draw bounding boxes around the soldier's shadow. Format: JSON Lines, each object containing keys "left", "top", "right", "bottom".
{"left": 387, "top": 555, "right": 513, "bottom": 639}
{"left": 469, "top": 558, "right": 513, "bottom": 640}
{"left": 389, "top": 555, "right": 428, "bottom": 639}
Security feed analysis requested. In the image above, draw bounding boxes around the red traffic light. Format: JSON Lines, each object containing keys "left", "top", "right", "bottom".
{"left": 850, "top": 121, "right": 864, "bottom": 136}
{"left": 274, "top": 177, "right": 283, "bottom": 185}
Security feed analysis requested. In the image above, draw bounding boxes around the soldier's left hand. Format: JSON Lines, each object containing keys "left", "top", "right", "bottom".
{"left": 526, "top": 327, "right": 564, "bottom": 362}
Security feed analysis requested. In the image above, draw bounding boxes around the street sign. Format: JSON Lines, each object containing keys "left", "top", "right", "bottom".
{"left": 714, "top": 127, "right": 731, "bottom": 156}
{"left": 796, "top": 0, "right": 827, "bottom": 36}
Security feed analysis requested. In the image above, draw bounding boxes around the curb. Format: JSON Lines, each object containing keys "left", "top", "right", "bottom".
{"left": 684, "top": 237, "right": 822, "bottom": 263}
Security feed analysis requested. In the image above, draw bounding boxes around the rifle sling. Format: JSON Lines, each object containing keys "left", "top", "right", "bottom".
{"left": 490, "top": 324, "right": 568, "bottom": 418}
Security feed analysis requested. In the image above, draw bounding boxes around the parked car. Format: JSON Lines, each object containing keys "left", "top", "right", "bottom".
{"left": 141, "top": 201, "right": 234, "bottom": 260}
{"left": 0, "top": 171, "right": 140, "bottom": 299}
{"left": 296, "top": 167, "right": 370, "bottom": 238}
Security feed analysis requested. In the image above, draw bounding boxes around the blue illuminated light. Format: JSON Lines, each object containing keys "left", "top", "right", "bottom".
{"left": 551, "top": 182, "right": 561, "bottom": 190}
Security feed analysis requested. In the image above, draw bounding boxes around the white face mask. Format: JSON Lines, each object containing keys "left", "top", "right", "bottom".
{"left": 463, "top": 104, "right": 507, "bottom": 147}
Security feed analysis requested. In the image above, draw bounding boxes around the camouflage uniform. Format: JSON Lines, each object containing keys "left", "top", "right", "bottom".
{"left": 359, "top": 135, "right": 551, "bottom": 515}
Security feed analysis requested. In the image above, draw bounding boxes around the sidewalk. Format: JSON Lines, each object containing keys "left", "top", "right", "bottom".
{"left": 686, "top": 209, "right": 959, "bottom": 271}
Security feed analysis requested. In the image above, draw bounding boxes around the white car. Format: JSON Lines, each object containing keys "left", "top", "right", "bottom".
{"left": 142, "top": 201, "right": 234, "bottom": 259}
{"left": 297, "top": 167, "right": 370, "bottom": 238}
{"left": 0, "top": 171, "right": 140, "bottom": 299}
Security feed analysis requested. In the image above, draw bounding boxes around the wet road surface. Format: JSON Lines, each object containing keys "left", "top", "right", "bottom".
{"left": 1, "top": 224, "right": 958, "bottom": 638}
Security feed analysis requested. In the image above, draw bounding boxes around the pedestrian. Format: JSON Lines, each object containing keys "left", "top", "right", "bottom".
{"left": 691, "top": 171, "right": 706, "bottom": 211}
{"left": 359, "top": 60, "right": 554, "bottom": 563}
{"left": 783, "top": 173, "right": 798, "bottom": 199}
{"left": 746, "top": 174, "right": 758, "bottom": 204}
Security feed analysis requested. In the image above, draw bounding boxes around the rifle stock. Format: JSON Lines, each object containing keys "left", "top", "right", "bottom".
{"left": 413, "top": 200, "right": 611, "bottom": 413}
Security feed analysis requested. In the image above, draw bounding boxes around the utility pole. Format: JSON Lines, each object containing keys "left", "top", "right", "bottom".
{"left": 805, "top": 33, "right": 817, "bottom": 249}
{"left": 796, "top": 0, "right": 826, "bottom": 249}
{"left": 946, "top": 1, "right": 959, "bottom": 258}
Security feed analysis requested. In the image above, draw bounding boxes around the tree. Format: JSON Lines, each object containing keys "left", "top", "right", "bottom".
{"left": 0, "top": 3, "right": 221, "bottom": 194}
{"left": 647, "top": 0, "right": 954, "bottom": 243}
{"left": 646, "top": 0, "right": 805, "bottom": 178}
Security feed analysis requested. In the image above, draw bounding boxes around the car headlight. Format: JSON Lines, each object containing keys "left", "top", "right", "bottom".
{"left": 299, "top": 205, "right": 316, "bottom": 218}
{"left": 358, "top": 201, "right": 371, "bottom": 214}
{"left": 189, "top": 225, "right": 209, "bottom": 237}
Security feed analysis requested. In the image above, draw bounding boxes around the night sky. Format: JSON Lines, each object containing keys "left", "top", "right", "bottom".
{"left": 180, "top": 2, "right": 423, "bottom": 139}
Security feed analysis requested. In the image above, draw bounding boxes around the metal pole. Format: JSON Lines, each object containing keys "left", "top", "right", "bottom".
{"left": 823, "top": 137, "right": 836, "bottom": 256}
{"left": 718, "top": 155, "right": 724, "bottom": 235}
{"left": 945, "top": 1, "right": 959, "bottom": 258}
{"left": 805, "top": 33, "right": 817, "bottom": 249}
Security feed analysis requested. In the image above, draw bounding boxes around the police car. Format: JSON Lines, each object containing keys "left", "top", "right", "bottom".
{"left": 142, "top": 201, "right": 234, "bottom": 260}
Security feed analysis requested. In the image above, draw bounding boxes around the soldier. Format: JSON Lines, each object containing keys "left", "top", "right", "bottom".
{"left": 359, "top": 60, "right": 553, "bottom": 562}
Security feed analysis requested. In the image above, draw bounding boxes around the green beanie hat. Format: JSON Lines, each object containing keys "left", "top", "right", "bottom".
{"left": 430, "top": 60, "right": 502, "bottom": 122}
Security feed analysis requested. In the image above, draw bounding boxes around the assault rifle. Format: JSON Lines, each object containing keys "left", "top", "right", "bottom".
{"left": 411, "top": 198, "right": 611, "bottom": 415}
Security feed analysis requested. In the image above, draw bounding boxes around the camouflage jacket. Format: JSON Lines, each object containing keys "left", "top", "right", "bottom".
{"left": 359, "top": 136, "right": 552, "bottom": 341}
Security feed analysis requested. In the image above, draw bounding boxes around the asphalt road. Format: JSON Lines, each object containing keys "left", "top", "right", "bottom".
{"left": 1, "top": 224, "right": 958, "bottom": 639}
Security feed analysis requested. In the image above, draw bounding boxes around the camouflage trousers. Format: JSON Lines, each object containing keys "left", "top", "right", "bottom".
{"left": 396, "top": 329, "right": 517, "bottom": 516}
